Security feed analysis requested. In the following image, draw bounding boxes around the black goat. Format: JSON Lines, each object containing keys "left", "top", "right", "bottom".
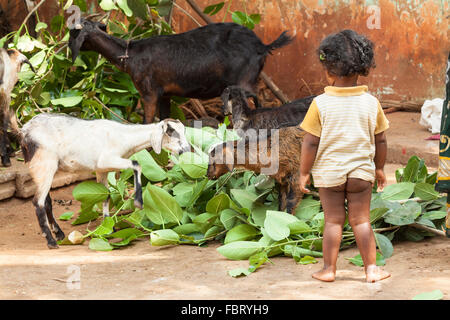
{"left": 69, "top": 19, "right": 293, "bottom": 123}
{"left": 221, "top": 86, "right": 315, "bottom": 133}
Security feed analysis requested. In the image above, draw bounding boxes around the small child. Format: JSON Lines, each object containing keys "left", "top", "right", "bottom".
{"left": 299, "top": 30, "right": 391, "bottom": 283}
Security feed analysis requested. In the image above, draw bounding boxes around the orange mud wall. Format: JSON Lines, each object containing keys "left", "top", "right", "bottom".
{"left": 173, "top": 0, "right": 449, "bottom": 103}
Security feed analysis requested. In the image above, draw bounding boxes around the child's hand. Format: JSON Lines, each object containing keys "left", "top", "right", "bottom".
{"left": 299, "top": 173, "right": 311, "bottom": 193}
{"left": 375, "top": 169, "right": 386, "bottom": 191}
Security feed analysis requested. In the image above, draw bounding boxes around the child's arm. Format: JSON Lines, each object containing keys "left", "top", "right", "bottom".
{"left": 300, "top": 133, "right": 320, "bottom": 193}
{"left": 374, "top": 131, "right": 387, "bottom": 190}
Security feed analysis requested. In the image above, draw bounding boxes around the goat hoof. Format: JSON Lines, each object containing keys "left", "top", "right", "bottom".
{"left": 47, "top": 241, "right": 59, "bottom": 249}
{"left": 55, "top": 230, "right": 65, "bottom": 241}
{"left": 1, "top": 157, "right": 11, "bottom": 167}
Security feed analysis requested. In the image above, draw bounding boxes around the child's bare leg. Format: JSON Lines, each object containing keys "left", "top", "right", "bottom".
{"left": 346, "top": 178, "right": 390, "bottom": 282}
{"left": 313, "top": 184, "right": 346, "bottom": 282}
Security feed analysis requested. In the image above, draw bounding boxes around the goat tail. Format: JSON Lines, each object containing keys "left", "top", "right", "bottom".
{"left": 265, "top": 31, "right": 294, "bottom": 54}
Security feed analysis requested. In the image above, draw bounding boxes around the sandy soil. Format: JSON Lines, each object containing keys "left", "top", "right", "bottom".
{"left": 0, "top": 165, "right": 449, "bottom": 300}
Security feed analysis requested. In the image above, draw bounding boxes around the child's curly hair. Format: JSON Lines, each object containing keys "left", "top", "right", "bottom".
{"left": 318, "top": 29, "right": 375, "bottom": 77}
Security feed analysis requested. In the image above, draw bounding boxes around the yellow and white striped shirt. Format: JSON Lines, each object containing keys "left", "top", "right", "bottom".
{"left": 300, "top": 85, "right": 389, "bottom": 188}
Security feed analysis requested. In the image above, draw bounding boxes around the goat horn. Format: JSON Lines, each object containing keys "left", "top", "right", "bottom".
{"left": 23, "top": 58, "right": 36, "bottom": 73}
{"left": 75, "top": 23, "right": 82, "bottom": 30}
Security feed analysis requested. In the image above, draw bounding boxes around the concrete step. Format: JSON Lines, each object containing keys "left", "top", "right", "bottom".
{"left": 0, "top": 157, "right": 94, "bottom": 201}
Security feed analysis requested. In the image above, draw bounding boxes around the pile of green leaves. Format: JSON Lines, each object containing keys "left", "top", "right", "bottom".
{"left": 62, "top": 125, "right": 447, "bottom": 277}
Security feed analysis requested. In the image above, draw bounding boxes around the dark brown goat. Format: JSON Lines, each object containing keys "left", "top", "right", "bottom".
{"left": 207, "top": 126, "right": 305, "bottom": 214}
{"left": 221, "top": 85, "right": 315, "bottom": 133}
{"left": 68, "top": 19, "right": 293, "bottom": 123}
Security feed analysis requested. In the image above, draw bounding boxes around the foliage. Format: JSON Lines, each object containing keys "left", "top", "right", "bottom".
{"left": 63, "top": 124, "right": 446, "bottom": 277}
{"left": 4, "top": 0, "right": 176, "bottom": 126}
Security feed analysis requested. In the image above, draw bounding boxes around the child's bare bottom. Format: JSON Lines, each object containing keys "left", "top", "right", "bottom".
{"left": 312, "top": 178, "right": 390, "bottom": 283}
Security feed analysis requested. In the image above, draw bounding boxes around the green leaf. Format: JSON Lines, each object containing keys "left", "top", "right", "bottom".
{"left": 150, "top": 229, "right": 180, "bottom": 246}
{"left": 172, "top": 223, "right": 197, "bottom": 235}
{"left": 203, "top": 2, "right": 225, "bottom": 15}
{"left": 220, "top": 209, "right": 239, "bottom": 230}
{"left": 192, "top": 212, "right": 217, "bottom": 233}
{"left": 206, "top": 193, "right": 230, "bottom": 214}
{"left": 412, "top": 290, "right": 443, "bottom": 300}
{"left": 59, "top": 211, "right": 74, "bottom": 221}
{"left": 384, "top": 200, "right": 421, "bottom": 226}
{"left": 179, "top": 152, "right": 208, "bottom": 178}
{"left": 89, "top": 238, "right": 114, "bottom": 251}
{"left": 420, "top": 210, "right": 447, "bottom": 220}
{"left": 145, "top": 184, "right": 183, "bottom": 224}
{"left": 71, "top": 208, "right": 100, "bottom": 225}
{"left": 228, "top": 267, "right": 252, "bottom": 277}
{"left": 288, "top": 220, "right": 313, "bottom": 234}
{"left": 73, "top": 181, "right": 109, "bottom": 208}
{"left": 35, "top": 22, "right": 48, "bottom": 32}
{"left": 230, "top": 189, "right": 258, "bottom": 210}
{"left": 217, "top": 241, "right": 263, "bottom": 260}
{"left": 346, "top": 252, "right": 385, "bottom": 267}
{"left": 92, "top": 217, "right": 115, "bottom": 236}
{"left": 299, "top": 256, "right": 318, "bottom": 265}
{"left": 370, "top": 207, "right": 389, "bottom": 224}
{"left": 130, "top": 149, "right": 167, "bottom": 182}
{"left": 374, "top": 232, "right": 394, "bottom": 258}
{"left": 414, "top": 183, "right": 440, "bottom": 201}
{"left": 295, "top": 198, "right": 321, "bottom": 220}
{"left": 426, "top": 172, "right": 438, "bottom": 184}
{"left": 283, "top": 245, "right": 323, "bottom": 258}
{"left": 51, "top": 96, "right": 83, "bottom": 107}
{"left": 224, "top": 224, "right": 259, "bottom": 244}
{"left": 264, "top": 210, "right": 299, "bottom": 241}
{"left": 403, "top": 156, "right": 420, "bottom": 182}
{"left": 380, "top": 182, "right": 415, "bottom": 201}
{"left": 100, "top": 0, "right": 118, "bottom": 11}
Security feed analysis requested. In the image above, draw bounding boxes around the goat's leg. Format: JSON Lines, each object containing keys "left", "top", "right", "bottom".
{"left": 141, "top": 95, "right": 159, "bottom": 124}
{"left": 97, "top": 156, "right": 143, "bottom": 209}
{"left": 44, "top": 194, "right": 65, "bottom": 241}
{"left": 0, "top": 111, "right": 11, "bottom": 167}
{"left": 286, "top": 180, "right": 304, "bottom": 215}
{"left": 96, "top": 171, "right": 110, "bottom": 218}
{"left": 158, "top": 96, "right": 171, "bottom": 120}
{"left": 278, "top": 183, "right": 288, "bottom": 212}
{"left": 29, "top": 150, "right": 59, "bottom": 248}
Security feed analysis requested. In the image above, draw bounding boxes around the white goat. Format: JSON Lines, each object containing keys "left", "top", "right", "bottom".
{"left": 18, "top": 114, "right": 191, "bottom": 248}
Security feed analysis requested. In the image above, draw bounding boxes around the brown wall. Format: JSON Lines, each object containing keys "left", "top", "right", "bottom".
{"left": 2, "top": 0, "right": 448, "bottom": 104}
{"left": 173, "top": 0, "right": 450, "bottom": 103}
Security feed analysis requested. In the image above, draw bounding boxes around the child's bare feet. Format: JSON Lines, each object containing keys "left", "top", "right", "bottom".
{"left": 365, "top": 265, "right": 390, "bottom": 283}
{"left": 312, "top": 266, "right": 336, "bottom": 282}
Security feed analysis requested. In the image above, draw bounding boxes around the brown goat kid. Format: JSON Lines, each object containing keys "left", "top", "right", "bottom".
{"left": 208, "top": 126, "right": 305, "bottom": 214}
{"left": 0, "top": 48, "right": 33, "bottom": 167}
{"left": 69, "top": 19, "right": 293, "bottom": 123}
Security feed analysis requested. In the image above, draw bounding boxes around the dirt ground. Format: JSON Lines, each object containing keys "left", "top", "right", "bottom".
{"left": 0, "top": 164, "right": 449, "bottom": 300}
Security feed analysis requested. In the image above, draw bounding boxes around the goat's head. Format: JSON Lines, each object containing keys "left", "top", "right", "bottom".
{"left": 221, "top": 86, "right": 261, "bottom": 116}
{"left": 0, "top": 49, "right": 34, "bottom": 90}
{"left": 150, "top": 119, "right": 191, "bottom": 155}
{"left": 207, "top": 142, "right": 234, "bottom": 179}
{"left": 69, "top": 18, "right": 107, "bottom": 63}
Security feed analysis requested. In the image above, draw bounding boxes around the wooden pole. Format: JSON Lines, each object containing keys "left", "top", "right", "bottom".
{"left": 185, "top": 0, "right": 291, "bottom": 104}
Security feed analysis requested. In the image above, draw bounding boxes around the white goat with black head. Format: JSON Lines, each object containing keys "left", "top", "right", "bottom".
{"left": 17, "top": 114, "right": 190, "bottom": 249}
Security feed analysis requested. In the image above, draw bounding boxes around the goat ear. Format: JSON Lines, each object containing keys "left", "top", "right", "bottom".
{"left": 69, "top": 29, "right": 86, "bottom": 63}
{"left": 150, "top": 122, "right": 164, "bottom": 154}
